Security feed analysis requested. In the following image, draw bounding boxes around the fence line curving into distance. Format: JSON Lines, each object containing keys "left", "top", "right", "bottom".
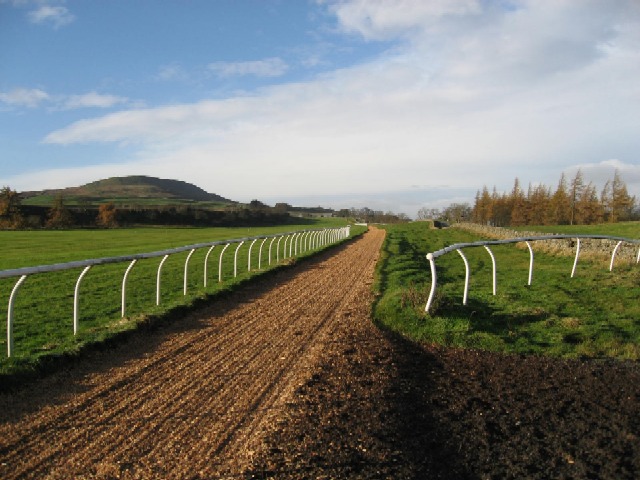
{"left": 425, "top": 234, "right": 640, "bottom": 314}
{"left": 1, "top": 226, "right": 351, "bottom": 357}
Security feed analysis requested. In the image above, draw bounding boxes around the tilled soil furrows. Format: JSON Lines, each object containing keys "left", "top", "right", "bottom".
{"left": 0, "top": 229, "right": 385, "bottom": 479}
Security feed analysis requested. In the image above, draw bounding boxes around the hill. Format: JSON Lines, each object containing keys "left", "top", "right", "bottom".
{"left": 20, "top": 175, "right": 233, "bottom": 206}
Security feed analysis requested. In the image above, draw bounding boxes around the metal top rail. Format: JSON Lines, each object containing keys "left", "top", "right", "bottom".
{"left": 427, "top": 234, "right": 640, "bottom": 260}
{"left": 0, "top": 228, "right": 324, "bottom": 279}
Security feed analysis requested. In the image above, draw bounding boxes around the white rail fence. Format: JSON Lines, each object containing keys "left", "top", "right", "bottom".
{"left": 425, "top": 234, "right": 640, "bottom": 313}
{"left": 1, "top": 226, "right": 351, "bottom": 357}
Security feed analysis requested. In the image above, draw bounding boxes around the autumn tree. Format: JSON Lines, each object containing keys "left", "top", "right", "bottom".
{"left": 490, "top": 188, "right": 510, "bottom": 226}
{"left": 509, "top": 178, "right": 527, "bottom": 226}
{"left": 527, "top": 183, "right": 551, "bottom": 225}
{"left": 549, "top": 173, "right": 571, "bottom": 225}
{"left": 569, "top": 169, "right": 585, "bottom": 225}
{"left": 0, "top": 186, "right": 24, "bottom": 229}
{"left": 97, "top": 202, "right": 119, "bottom": 228}
{"left": 576, "top": 182, "right": 603, "bottom": 224}
{"left": 610, "top": 170, "right": 635, "bottom": 222}
{"left": 472, "top": 186, "right": 493, "bottom": 224}
{"left": 46, "top": 194, "right": 74, "bottom": 229}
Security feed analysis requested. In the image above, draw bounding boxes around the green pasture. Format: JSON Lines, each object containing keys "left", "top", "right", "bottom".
{"left": 0, "top": 218, "right": 358, "bottom": 378}
{"left": 511, "top": 221, "right": 639, "bottom": 238}
{"left": 0, "top": 217, "right": 348, "bottom": 270}
{"left": 374, "top": 222, "right": 640, "bottom": 360}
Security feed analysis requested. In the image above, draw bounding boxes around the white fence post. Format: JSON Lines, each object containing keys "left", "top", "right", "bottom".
{"left": 610, "top": 241, "right": 623, "bottom": 271}
{"left": 425, "top": 254, "right": 437, "bottom": 313}
{"left": 218, "top": 243, "right": 230, "bottom": 282}
{"left": 7, "top": 275, "right": 28, "bottom": 357}
{"left": 121, "top": 259, "right": 138, "bottom": 317}
{"left": 234, "top": 241, "right": 245, "bottom": 277}
{"left": 456, "top": 249, "right": 470, "bottom": 305}
{"left": 303, "top": 231, "right": 310, "bottom": 252}
{"left": 525, "top": 241, "right": 534, "bottom": 286}
{"left": 276, "top": 236, "right": 283, "bottom": 262}
{"left": 184, "top": 249, "right": 196, "bottom": 295}
{"left": 74, "top": 266, "right": 92, "bottom": 335}
{"left": 248, "top": 238, "right": 258, "bottom": 271}
{"left": 283, "top": 235, "right": 290, "bottom": 259}
{"left": 483, "top": 245, "right": 497, "bottom": 295}
{"left": 258, "top": 237, "right": 267, "bottom": 269}
{"left": 571, "top": 238, "right": 581, "bottom": 278}
{"left": 204, "top": 245, "right": 216, "bottom": 288}
{"left": 156, "top": 254, "right": 170, "bottom": 306}
{"left": 269, "top": 237, "right": 276, "bottom": 265}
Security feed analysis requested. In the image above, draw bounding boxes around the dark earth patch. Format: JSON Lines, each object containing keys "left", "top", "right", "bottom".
{"left": 247, "top": 305, "right": 640, "bottom": 479}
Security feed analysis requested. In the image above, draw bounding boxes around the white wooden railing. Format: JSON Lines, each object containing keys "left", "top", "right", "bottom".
{"left": 425, "top": 234, "right": 640, "bottom": 313}
{"left": 1, "top": 226, "right": 351, "bottom": 357}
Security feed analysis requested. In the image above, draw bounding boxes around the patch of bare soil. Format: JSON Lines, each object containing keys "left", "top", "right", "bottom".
{"left": 246, "top": 325, "right": 640, "bottom": 479}
{"left": 1, "top": 227, "right": 638, "bottom": 479}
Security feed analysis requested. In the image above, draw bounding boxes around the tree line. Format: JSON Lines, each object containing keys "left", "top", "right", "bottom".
{"left": 335, "top": 207, "right": 410, "bottom": 224}
{"left": 0, "top": 188, "right": 294, "bottom": 229}
{"left": 417, "top": 169, "right": 637, "bottom": 226}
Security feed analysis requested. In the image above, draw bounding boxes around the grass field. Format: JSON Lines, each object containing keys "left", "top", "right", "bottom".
{"left": 0, "top": 217, "right": 349, "bottom": 270}
{"left": 374, "top": 222, "right": 640, "bottom": 360}
{"left": 0, "top": 218, "right": 357, "bottom": 377}
{"left": 511, "top": 221, "right": 640, "bottom": 238}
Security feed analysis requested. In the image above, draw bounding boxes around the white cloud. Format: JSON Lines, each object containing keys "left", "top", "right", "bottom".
{"left": 62, "top": 92, "right": 129, "bottom": 110}
{"left": 564, "top": 160, "right": 640, "bottom": 193}
{"left": 0, "top": 87, "right": 49, "bottom": 108}
{"left": 208, "top": 57, "right": 289, "bottom": 78}
{"left": 156, "top": 64, "right": 189, "bottom": 82}
{"left": 328, "top": 0, "right": 481, "bottom": 40}
{"left": 27, "top": 4, "right": 75, "bottom": 29}
{"left": 35, "top": 0, "right": 640, "bottom": 215}
{"left": 0, "top": 87, "right": 130, "bottom": 111}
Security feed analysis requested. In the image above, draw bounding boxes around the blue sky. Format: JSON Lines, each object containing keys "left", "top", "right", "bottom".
{"left": 1, "top": 0, "right": 639, "bottom": 217}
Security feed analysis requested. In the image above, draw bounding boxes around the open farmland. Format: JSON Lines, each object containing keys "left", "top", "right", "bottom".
{"left": 0, "top": 227, "right": 638, "bottom": 479}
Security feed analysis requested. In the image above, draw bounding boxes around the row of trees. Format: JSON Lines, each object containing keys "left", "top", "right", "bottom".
{"left": 335, "top": 207, "right": 410, "bottom": 224}
{"left": 415, "top": 170, "right": 637, "bottom": 227}
{"left": 1, "top": 188, "right": 121, "bottom": 229}
{"left": 471, "top": 170, "right": 636, "bottom": 226}
{"left": 0, "top": 188, "right": 297, "bottom": 229}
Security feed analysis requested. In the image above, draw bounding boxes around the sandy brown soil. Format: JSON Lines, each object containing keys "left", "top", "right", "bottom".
{"left": 1, "top": 227, "right": 639, "bottom": 479}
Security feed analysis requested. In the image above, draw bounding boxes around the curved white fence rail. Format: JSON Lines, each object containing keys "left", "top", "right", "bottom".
{"left": 425, "top": 234, "right": 640, "bottom": 313}
{"left": 1, "top": 226, "right": 351, "bottom": 357}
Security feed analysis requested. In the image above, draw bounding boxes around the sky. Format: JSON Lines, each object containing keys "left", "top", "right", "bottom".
{"left": 1, "top": 0, "right": 639, "bottom": 218}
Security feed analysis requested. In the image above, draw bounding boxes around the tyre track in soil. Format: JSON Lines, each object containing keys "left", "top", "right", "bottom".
{"left": 0, "top": 227, "right": 385, "bottom": 479}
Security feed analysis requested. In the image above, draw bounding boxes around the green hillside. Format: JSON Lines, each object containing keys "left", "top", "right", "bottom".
{"left": 21, "top": 175, "right": 233, "bottom": 206}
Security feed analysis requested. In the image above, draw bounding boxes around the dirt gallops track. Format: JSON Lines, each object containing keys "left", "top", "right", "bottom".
{"left": 0, "top": 228, "right": 386, "bottom": 479}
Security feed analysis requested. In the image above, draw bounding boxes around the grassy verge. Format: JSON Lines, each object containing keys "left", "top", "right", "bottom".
{"left": 373, "top": 222, "right": 640, "bottom": 360}
{"left": 0, "top": 219, "right": 363, "bottom": 381}
{"left": 511, "top": 221, "right": 639, "bottom": 238}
